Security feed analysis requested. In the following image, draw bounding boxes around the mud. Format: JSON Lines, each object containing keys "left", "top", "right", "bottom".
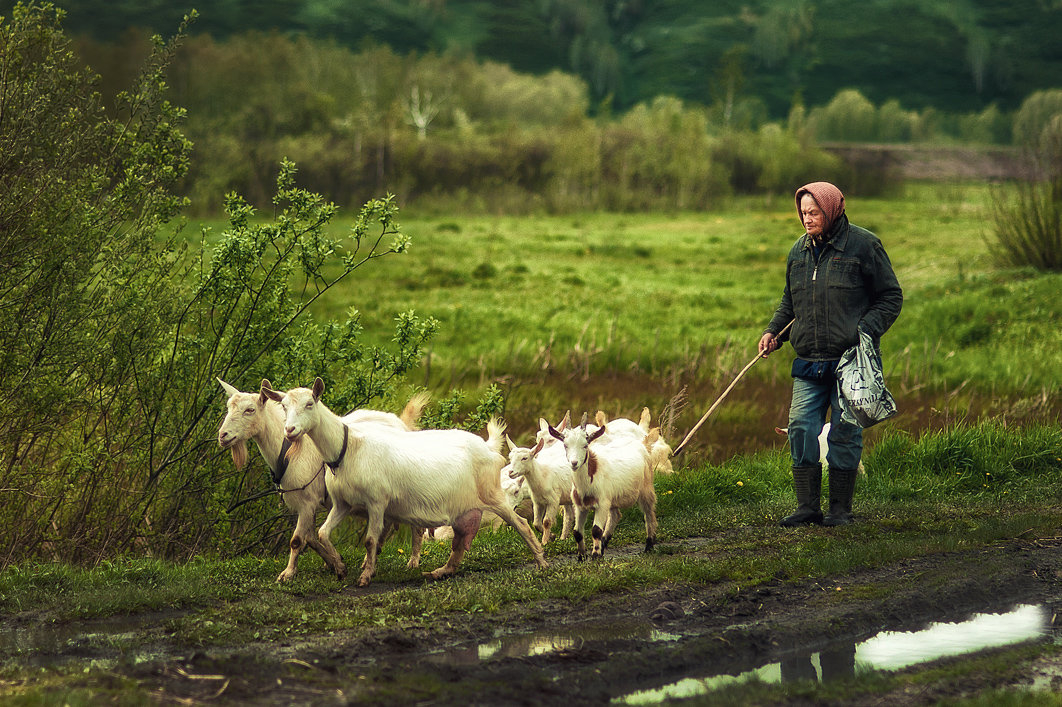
{"left": 12, "top": 532, "right": 1062, "bottom": 705}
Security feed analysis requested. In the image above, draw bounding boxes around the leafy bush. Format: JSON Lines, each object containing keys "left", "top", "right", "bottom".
{"left": 0, "top": 2, "right": 194, "bottom": 565}
{"left": 0, "top": 6, "right": 436, "bottom": 566}
{"left": 808, "top": 89, "right": 878, "bottom": 142}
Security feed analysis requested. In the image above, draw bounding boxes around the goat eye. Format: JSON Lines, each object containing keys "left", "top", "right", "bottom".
{"left": 244, "top": 408, "right": 255, "bottom": 415}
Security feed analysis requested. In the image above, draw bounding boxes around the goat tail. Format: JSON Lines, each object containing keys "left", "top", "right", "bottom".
{"left": 639, "top": 406, "right": 652, "bottom": 431}
{"left": 485, "top": 417, "right": 507, "bottom": 455}
{"left": 401, "top": 390, "right": 432, "bottom": 430}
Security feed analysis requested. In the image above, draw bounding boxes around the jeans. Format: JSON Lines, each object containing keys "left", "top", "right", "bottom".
{"left": 788, "top": 376, "right": 863, "bottom": 470}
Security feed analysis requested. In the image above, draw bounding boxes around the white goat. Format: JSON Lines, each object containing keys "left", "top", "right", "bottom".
{"left": 595, "top": 408, "right": 674, "bottom": 474}
{"left": 217, "top": 379, "right": 428, "bottom": 582}
{"left": 548, "top": 412, "right": 658, "bottom": 560}
{"left": 426, "top": 464, "right": 531, "bottom": 541}
{"left": 261, "top": 378, "right": 547, "bottom": 586}
{"left": 505, "top": 430, "right": 576, "bottom": 545}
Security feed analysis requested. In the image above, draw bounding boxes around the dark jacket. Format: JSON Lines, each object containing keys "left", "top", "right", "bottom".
{"left": 765, "top": 214, "right": 903, "bottom": 360}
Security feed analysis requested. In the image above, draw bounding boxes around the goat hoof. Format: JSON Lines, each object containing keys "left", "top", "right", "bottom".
{"left": 276, "top": 571, "right": 294, "bottom": 583}
{"left": 425, "top": 568, "right": 455, "bottom": 580}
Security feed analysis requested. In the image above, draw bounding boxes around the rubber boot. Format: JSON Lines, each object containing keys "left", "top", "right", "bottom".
{"left": 779, "top": 465, "right": 823, "bottom": 527}
{"left": 823, "top": 467, "right": 857, "bottom": 527}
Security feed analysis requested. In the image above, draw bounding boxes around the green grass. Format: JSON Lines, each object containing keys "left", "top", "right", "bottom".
{"left": 193, "top": 182, "right": 1060, "bottom": 404}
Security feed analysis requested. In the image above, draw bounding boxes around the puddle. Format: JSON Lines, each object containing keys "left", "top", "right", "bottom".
{"left": 0, "top": 614, "right": 180, "bottom": 669}
{"left": 615, "top": 604, "right": 1054, "bottom": 704}
{"left": 427, "top": 620, "right": 680, "bottom": 666}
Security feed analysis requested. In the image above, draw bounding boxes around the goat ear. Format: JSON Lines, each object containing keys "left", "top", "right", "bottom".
{"left": 260, "top": 380, "right": 283, "bottom": 403}
{"left": 531, "top": 438, "right": 545, "bottom": 456}
{"left": 538, "top": 418, "right": 549, "bottom": 434}
{"left": 559, "top": 410, "right": 571, "bottom": 431}
{"left": 312, "top": 377, "right": 325, "bottom": 400}
{"left": 547, "top": 425, "right": 565, "bottom": 442}
{"left": 645, "top": 427, "right": 661, "bottom": 446}
{"left": 587, "top": 425, "right": 606, "bottom": 443}
{"left": 218, "top": 378, "right": 239, "bottom": 398}
{"left": 639, "top": 407, "right": 651, "bottom": 431}
{"left": 579, "top": 411, "right": 589, "bottom": 429}
{"left": 505, "top": 434, "right": 516, "bottom": 452}
{"left": 595, "top": 410, "right": 607, "bottom": 427}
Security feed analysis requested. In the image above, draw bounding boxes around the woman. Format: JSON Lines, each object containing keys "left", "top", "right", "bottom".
{"left": 759, "top": 182, "right": 903, "bottom": 527}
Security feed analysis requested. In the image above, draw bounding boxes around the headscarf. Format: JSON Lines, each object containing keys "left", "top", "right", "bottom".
{"left": 795, "top": 181, "right": 845, "bottom": 234}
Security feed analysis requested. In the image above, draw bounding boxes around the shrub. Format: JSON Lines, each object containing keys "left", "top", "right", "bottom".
{"left": 807, "top": 89, "right": 878, "bottom": 142}
{"left": 0, "top": 6, "right": 433, "bottom": 566}
{"left": 988, "top": 179, "right": 1062, "bottom": 271}
{"left": 0, "top": 3, "right": 193, "bottom": 565}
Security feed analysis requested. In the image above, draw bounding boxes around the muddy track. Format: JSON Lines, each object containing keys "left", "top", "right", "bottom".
{"left": 22, "top": 533, "right": 1062, "bottom": 705}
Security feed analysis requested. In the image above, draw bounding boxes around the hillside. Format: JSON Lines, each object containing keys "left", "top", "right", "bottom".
{"left": 4, "top": 0, "right": 1061, "bottom": 117}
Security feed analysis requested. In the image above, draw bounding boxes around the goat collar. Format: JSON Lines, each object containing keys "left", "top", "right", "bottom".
{"left": 273, "top": 438, "right": 293, "bottom": 485}
{"left": 326, "top": 423, "right": 349, "bottom": 471}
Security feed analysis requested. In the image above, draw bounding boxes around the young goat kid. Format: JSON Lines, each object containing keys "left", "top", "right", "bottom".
{"left": 548, "top": 413, "right": 658, "bottom": 560}
{"left": 217, "top": 379, "right": 428, "bottom": 582}
{"left": 262, "top": 378, "right": 548, "bottom": 586}
{"left": 505, "top": 428, "right": 576, "bottom": 545}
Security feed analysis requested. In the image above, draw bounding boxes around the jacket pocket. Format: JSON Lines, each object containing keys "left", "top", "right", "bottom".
{"left": 827, "top": 257, "right": 863, "bottom": 289}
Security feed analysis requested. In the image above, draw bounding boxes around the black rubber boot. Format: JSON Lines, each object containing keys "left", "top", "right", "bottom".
{"left": 779, "top": 465, "right": 823, "bottom": 527}
{"left": 823, "top": 467, "right": 857, "bottom": 527}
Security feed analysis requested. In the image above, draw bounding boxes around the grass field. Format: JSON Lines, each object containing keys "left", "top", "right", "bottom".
{"left": 193, "top": 180, "right": 1060, "bottom": 459}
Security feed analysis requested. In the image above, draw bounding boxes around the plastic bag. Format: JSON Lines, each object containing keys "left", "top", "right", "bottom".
{"left": 835, "top": 329, "right": 897, "bottom": 428}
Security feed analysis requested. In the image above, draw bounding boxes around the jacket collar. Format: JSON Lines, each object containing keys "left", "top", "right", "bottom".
{"left": 803, "top": 214, "right": 850, "bottom": 253}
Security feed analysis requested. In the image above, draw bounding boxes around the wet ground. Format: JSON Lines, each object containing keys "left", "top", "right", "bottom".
{"left": 7, "top": 531, "right": 1062, "bottom": 705}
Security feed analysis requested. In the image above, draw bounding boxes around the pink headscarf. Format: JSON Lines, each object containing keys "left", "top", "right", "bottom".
{"left": 795, "top": 182, "right": 845, "bottom": 233}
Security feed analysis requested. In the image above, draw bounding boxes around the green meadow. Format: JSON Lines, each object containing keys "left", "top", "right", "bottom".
{"left": 199, "top": 180, "right": 1059, "bottom": 452}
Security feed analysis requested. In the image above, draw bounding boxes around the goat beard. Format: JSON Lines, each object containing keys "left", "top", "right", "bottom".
{"left": 230, "top": 441, "right": 248, "bottom": 470}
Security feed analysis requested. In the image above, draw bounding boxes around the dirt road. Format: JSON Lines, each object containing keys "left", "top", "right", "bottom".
{"left": 17, "top": 530, "right": 1061, "bottom": 705}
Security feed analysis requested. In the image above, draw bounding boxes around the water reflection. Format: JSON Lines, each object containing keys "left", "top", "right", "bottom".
{"left": 426, "top": 621, "right": 681, "bottom": 666}
{"left": 0, "top": 614, "right": 177, "bottom": 669}
{"left": 616, "top": 604, "right": 1051, "bottom": 704}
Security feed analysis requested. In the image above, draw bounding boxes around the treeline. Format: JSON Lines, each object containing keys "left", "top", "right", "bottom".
{"left": 7, "top": 0, "right": 1062, "bottom": 118}
{"left": 68, "top": 28, "right": 1059, "bottom": 215}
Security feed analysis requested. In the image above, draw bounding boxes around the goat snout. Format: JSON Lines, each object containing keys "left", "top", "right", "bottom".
{"left": 218, "top": 431, "right": 232, "bottom": 447}
{"left": 284, "top": 425, "right": 299, "bottom": 439}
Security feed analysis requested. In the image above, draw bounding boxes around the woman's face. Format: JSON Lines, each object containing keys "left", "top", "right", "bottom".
{"left": 800, "top": 194, "right": 827, "bottom": 238}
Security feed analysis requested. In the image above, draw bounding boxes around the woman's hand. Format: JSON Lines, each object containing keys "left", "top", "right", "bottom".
{"left": 758, "top": 332, "right": 779, "bottom": 358}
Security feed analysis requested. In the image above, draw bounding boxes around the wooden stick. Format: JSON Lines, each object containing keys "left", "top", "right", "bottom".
{"left": 672, "top": 319, "right": 794, "bottom": 457}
